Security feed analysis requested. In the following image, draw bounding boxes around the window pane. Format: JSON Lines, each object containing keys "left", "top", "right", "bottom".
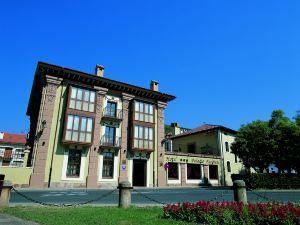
{"left": 144, "top": 127, "right": 148, "bottom": 139}
{"left": 139, "top": 102, "right": 144, "bottom": 112}
{"left": 149, "top": 115, "right": 153, "bottom": 123}
{"left": 71, "top": 87, "right": 77, "bottom": 98}
{"left": 134, "top": 126, "right": 139, "bottom": 138}
{"left": 81, "top": 118, "right": 87, "bottom": 131}
{"left": 83, "top": 102, "right": 88, "bottom": 111}
{"left": 145, "top": 104, "right": 149, "bottom": 113}
{"left": 76, "top": 101, "right": 82, "bottom": 110}
{"left": 134, "top": 139, "right": 138, "bottom": 148}
{"left": 87, "top": 118, "right": 93, "bottom": 132}
{"left": 135, "top": 113, "right": 139, "bottom": 120}
{"left": 90, "top": 92, "right": 95, "bottom": 103}
{"left": 67, "top": 115, "right": 74, "bottom": 129}
{"left": 73, "top": 116, "right": 80, "bottom": 130}
{"left": 86, "top": 133, "right": 92, "bottom": 142}
{"left": 149, "top": 105, "right": 153, "bottom": 115}
{"left": 69, "top": 100, "right": 75, "bottom": 109}
{"left": 79, "top": 132, "right": 86, "bottom": 142}
{"left": 72, "top": 131, "right": 78, "bottom": 141}
{"left": 65, "top": 131, "right": 72, "bottom": 141}
{"left": 144, "top": 141, "right": 149, "bottom": 149}
{"left": 145, "top": 115, "right": 149, "bottom": 122}
{"left": 77, "top": 89, "right": 83, "bottom": 100}
{"left": 135, "top": 102, "right": 139, "bottom": 111}
{"left": 139, "top": 140, "right": 143, "bottom": 148}
{"left": 139, "top": 126, "right": 143, "bottom": 138}
{"left": 139, "top": 113, "right": 144, "bottom": 121}
{"left": 84, "top": 90, "right": 90, "bottom": 101}
{"left": 149, "top": 128, "right": 153, "bottom": 140}
{"left": 89, "top": 103, "right": 94, "bottom": 112}
{"left": 149, "top": 141, "right": 153, "bottom": 149}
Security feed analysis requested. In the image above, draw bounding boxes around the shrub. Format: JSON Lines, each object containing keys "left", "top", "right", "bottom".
{"left": 163, "top": 201, "right": 300, "bottom": 225}
{"left": 231, "top": 173, "right": 300, "bottom": 189}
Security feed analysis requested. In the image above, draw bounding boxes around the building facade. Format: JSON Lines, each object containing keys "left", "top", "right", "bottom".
{"left": 164, "top": 124, "right": 244, "bottom": 186}
{"left": 27, "top": 62, "right": 175, "bottom": 188}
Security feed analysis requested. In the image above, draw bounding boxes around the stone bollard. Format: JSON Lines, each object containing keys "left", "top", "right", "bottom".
{"left": 233, "top": 180, "right": 247, "bottom": 204}
{"left": 0, "top": 180, "right": 13, "bottom": 207}
{"left": 118, "top": 181, "right": 132, "bottom": 208}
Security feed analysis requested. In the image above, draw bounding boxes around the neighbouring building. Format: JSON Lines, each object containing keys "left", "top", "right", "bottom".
{"left": 164, "top": 124, "right": 244, "bottom": 186}
{"left": 0, "top": 132, "right": 27, "bottom": 167}
{"left": 26, "top": 62, "right": 175, "bottom": 188}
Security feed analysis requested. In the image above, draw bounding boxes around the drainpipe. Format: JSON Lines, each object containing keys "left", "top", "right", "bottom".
{"left": 48, "top": 83, "right": 64, "bottom": 188}
{"left": 218, "top": 130, "right": 226, "bottom": 186}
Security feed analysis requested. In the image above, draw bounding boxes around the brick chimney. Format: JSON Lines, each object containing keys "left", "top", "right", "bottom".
{"left": 150, "top": 80, "right": 159, "bottom": 91}
{"left": 95, "top": 64, "right": 104, "bottom": 77}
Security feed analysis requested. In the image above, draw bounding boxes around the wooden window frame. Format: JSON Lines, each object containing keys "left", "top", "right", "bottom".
{"left": 132, "top": 124, "right": 154, "bottom": 151}
{"left": 68, "top": 86, "right": 96, "bottom": 113}
{"left": 134, "top": 101, "right": 155, "bottom": 124}
{"left": 66, "top": 149, "right": 82, "bottom": 178}
{"left": 102, "top": 151, "right": 114, "bottom": 179}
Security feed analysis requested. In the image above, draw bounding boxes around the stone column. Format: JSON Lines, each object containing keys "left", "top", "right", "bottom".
{"left": 180, "top": 163, "right": 186, "bottom": 186}
{"left": 157, "top": 101, "right": 167, "bottom": 187}
{"left": 30, "top": 76, "right": 62, "bottom": 188}
{"left": 204, "top": 165, "right": 209, "bottom": 184}
{"left": 119, "top": 93, "right": 134, "bottom": 183}
{"left": 86, "top": 87, "right": 107, "bottom": 188}
{"left": 23, "top": 149, "right": 30, "bottom": 168}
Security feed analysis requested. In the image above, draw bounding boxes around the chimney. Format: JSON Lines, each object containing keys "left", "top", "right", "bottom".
{"left": 150, "top": 80, "right": 159, "bottom": 91}
{"left": 0, "top": 132, "right": 4, "bottom": 140}
{"left": 95, "top": 64, "right": 104, "bottom": 77}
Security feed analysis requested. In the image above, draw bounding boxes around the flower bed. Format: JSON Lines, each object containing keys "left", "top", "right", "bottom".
{"left": 163, "top": 201, "right": 300, "bottom": 225}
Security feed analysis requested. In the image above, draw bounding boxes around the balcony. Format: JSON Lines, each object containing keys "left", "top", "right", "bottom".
{"left": 168, "top": 144, "right": 219, "bottom": 156}
{"left": 101, "top": 108, "right": 122, "bottom": 122}
{"left": 100, "top": 135, "right": 122, "bottom": 149}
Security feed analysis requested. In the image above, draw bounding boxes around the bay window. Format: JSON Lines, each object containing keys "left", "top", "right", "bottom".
{"left": 134, "top": 101, "right": 154, "bottom": 123}
{"left": 69, "top": 87, "right": 95, "bottom": 112}
{"left": 65, "top": 115, "right": 93, "bottom": 143}
{"left": 133, "top": 125, "right": 153, "bottom": 150}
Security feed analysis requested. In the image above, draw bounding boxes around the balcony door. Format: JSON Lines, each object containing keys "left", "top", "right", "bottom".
{"left": 105, "top": 126, "right": 116, "bottom": 146}
{"left": 106, "top": 101, "right": 117, "bottom": 117}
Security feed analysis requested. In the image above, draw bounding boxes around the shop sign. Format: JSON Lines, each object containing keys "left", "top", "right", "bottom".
{"left": 165, "top": 155, "right": 220, "bottom": 165}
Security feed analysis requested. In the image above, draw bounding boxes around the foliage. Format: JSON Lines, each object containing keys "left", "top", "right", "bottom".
{"left": 165, "top": 124, "right": 173, "bottom": 135}
{"left": 231, "top": 173, "right": 300, "bottom": 189}
{"left": 0, "top": 206, "right": 197, "bottom": 225}
{"left": 231, "top": 110, "right": 300, "bottom": 173}
{"left": 164, "top": 201, "right": 300, "bottom": 225}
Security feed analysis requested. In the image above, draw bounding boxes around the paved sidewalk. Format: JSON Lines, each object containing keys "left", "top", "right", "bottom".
{"left": 0, "top": 213, "right": 39, "bottom": 225}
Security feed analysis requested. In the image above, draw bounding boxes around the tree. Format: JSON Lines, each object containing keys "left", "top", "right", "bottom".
{"left": 231, "top": 120, "right": 274, "bottom": 172}
{"left": 294, "top": 111, "right": 300, "bottom": 127}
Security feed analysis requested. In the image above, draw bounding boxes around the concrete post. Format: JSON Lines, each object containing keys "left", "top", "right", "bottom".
{"left": 233, "top": 180, "right": 247, "bottom": 204}
{"left": 118, "top": 181, "right": 132, "bottom": 208}
{"left": 0, "top": 181, "right": 13, "bottom": 207}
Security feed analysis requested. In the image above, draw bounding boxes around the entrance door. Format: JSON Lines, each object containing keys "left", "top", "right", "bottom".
{"left": 132, "top": 160, "right": 147, "bottom": 187}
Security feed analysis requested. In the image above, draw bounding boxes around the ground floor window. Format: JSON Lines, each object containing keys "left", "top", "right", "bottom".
{"left": 209, "top": 165, "right": 218, "bottom": 180}
{"left": 227, "top": 161, "right": 231, "bottom": 173}
{"left": 102, "top": 152, "right": 114, "bottom": 178}
{"left": 187, "top": 164, "right": 201, "bottom": 179}
{"left": 66, "top": 150, "right": 82, "bottom": 178}
{"left": 168, "top": 163, "right": 179, "bottom": 180}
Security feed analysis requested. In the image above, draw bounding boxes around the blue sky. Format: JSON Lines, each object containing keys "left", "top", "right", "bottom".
{"left": 0, "top": 1, "right": 299, "bottom": 133}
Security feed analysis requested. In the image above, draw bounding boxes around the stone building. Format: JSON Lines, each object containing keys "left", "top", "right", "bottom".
{"left": 26, "top": 62, "right": 175, "bottom": 188}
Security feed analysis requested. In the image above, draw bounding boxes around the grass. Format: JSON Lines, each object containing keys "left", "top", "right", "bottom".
{"left": 0, "top": 206, "right": 197, "bottom": 225}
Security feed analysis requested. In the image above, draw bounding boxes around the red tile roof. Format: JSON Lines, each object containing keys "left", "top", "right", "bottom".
{"left": 170, "top": 124, "right": 236, "bottom": 139}
{"left": 0, "top": 132, "right": 26, "bottom": 145}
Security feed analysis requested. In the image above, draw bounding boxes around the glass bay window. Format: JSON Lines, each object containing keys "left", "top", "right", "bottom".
{"left": 65, "top": 115, "right": 93, "bottom": 143}
{"left": 134, "top": 101, "right": 154, "bottom": 123}
{"left": 69, "top": 87, "right": 95, "bottom": 112}
{"left": 133, "top": 125, "right": 153, "bottom": 150}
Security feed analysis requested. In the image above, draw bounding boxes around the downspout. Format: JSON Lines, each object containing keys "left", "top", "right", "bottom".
{"left": 219, "top": 130, "right": 226, "bottom": 186}
{"left": 48, "top": 83, "right": 64, "bottom": 188}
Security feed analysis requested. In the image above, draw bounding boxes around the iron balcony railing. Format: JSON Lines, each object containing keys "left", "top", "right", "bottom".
{"left": 100, "top": 135, "right": 121, "bottom": 148}
{"left": 102, "top": 108, "right": 123, "bottom": 120}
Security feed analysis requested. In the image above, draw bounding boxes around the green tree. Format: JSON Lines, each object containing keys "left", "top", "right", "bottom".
{"left": 231, "top": 120, "right": 274, "bottom": 172}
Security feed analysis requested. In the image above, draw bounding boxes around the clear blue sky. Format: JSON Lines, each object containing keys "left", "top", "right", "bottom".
{"left": 1, "top": 1, "right": 299, "bottom": 133}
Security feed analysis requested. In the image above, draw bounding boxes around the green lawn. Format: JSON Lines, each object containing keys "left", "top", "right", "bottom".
{"left": 0, "top": 206, "right": 197, "bottom": 225}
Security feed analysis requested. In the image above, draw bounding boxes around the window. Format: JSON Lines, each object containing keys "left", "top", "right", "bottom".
{"left": 187, "top": 143, "right": 196, "bottom": 154}
{"left": 209, "top": 165, "right": 218, "bottom": 179}
{"left": 168, "top": 163, "right": 179, "bottom": 179}
{"left": 66, "top": 150, "right": 82, "bottom": 177}
{"left": 104, "top": 126, "right": 116, "bottom": 145}
{"left": 225, "top": 142, "right": 229, "bottom": 152}
{"left": 227, "top": 161, "right": 231, "bottom": 173}
{"left": 2, "top": 147, "right": 13, "bottom": 166}
{"left": 133, "top": 125, "right": 153, "bottom": 150}
{"left": 165, "top": 141, "right": 171, "bottom": 152}
{"left": 65, "top": 115, "right": 93, "bottom": 143}
{"left": 235, "top": 154, "right": 238, "bottom": 163}
{"left": 105, "top": 101, "right": 117, "bottom": 117}
{"left": 102, "top": 152, "right": 114, "bottom": 178}
{"left": 187, "top": 164, "right": 201, "bottom": 180}
{"left": 134, "top": 101, "right": 154, "bottom": 123}
{"left": 69, "top": 87, "right": 95, "bottom": 112}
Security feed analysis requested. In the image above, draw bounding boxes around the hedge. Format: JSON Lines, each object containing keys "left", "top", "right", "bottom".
{"left": 231, "top": 173, "right": 300, "bottom": 189}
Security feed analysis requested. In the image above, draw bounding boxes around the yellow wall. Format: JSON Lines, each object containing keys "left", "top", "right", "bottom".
{"left": 0, "top": 167, "right": 32, "bottom": 186}
{"left": 172, "top": 131, "right": 220, "bottom": 155}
